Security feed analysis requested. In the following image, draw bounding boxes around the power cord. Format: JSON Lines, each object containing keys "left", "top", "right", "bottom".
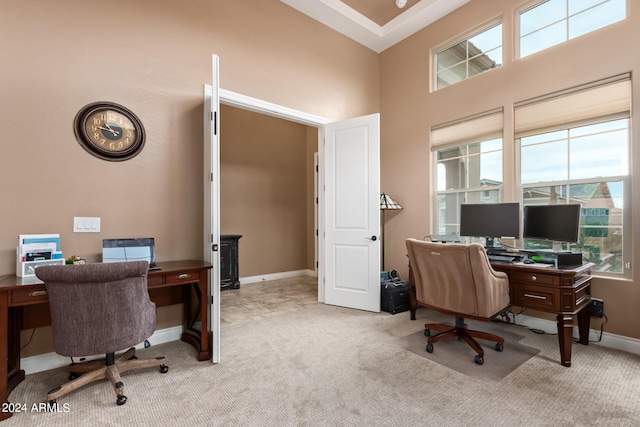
{"left": 20, "top": 328, "right": 37, "bottom": 350}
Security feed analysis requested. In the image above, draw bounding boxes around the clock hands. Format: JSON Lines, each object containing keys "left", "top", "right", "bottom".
{"left": 98, "top": 123, "right": 120, "bottom": 137}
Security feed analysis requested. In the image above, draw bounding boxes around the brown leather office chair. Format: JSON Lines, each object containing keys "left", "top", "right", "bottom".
{"left": 405, "top": 238, "right": 511, "bottom": 364}
{"left": 35, "top": 261, "right": 168, "bottom": 406}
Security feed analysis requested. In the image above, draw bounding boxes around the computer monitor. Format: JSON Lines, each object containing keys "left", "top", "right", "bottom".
{"left": 102, "top": 238, "right": 156, "bottom": 266}
{"left": 459, "top": 203, "right": 520, "bottom": 248}
{"left": 523, "top": 204, "right": 582, "bottom": 251}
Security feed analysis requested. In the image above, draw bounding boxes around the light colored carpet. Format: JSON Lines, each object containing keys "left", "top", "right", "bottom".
{"left": 394, "top": 314, "right": 540, "bottom": 384}
{"left": 4, "top": 302, "right": 640, "bottom": 426}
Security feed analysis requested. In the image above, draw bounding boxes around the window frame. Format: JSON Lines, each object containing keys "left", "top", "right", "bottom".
{"left": 516, "top": 0, "right": 628, "bottom": 59}
{"left": 433, "top": 138, "right": 505, "bottom": 240}
{"left": 516, "top": 118, "right": 631, "bottom": 279}
{"left": 433, "top": 19, "right": 503, "bottom": 91}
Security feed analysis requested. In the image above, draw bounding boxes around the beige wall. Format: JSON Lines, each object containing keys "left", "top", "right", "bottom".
{"left": 1, "top": 0, "right": 378, "bottom": 357}
{"left": 220, "top": 105, "right": 315, "bottom": 277}
{"left": 3, "top": 0, "right": 639, "bottom": 358}
{"left": 380, "top": 0, "right": 640, "bottom": 338}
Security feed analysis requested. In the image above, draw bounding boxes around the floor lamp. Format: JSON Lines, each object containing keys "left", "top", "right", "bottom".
{"left": 380, "top": 193, "right": 403, "bottom": 271}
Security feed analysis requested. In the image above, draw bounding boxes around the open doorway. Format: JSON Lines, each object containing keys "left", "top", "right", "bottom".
{"left": 218, "top": 105, "right": 319, "bottom": 325}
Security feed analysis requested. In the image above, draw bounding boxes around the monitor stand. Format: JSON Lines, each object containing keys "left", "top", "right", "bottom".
{"left": 485, "top": 237, "right": 497, "bottom": 249}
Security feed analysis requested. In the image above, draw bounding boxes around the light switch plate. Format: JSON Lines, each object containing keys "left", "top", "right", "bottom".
{"left": 73, "top": 217, "right": 101, "bottom": 233}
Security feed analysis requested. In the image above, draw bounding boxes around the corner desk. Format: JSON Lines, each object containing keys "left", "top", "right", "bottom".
{"left": 0, "top": 260, "right": 212, "bottom": 421}
{"left": 409, "top": 260, "right": 594, "bottom": 367}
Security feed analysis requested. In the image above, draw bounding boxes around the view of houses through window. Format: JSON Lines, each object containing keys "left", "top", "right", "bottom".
{"left": 520, "top": 119, "right": 629, "bottom": 274}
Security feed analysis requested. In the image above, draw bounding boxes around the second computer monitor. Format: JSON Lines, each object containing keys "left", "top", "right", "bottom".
{"left": 459, "top": 203, "right": 520, "bottom": 247}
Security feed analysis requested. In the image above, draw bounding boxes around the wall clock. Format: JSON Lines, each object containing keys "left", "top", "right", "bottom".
{"left": 73, "top": 102, "right": 146, "bottom": 161}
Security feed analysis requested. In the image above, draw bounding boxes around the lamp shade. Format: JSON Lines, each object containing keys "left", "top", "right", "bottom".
{"left": 380, "top": 193, "right": 402, "bottom": 210}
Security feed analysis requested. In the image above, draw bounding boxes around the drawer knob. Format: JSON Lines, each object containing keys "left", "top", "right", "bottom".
{"left": 29, "top": 290, "right": 47, "bottom": 297}
{"left": 531, "top": 275, "right": 538, "bottom": 281}
{"left": 177, "top": 274, "right": 190, "bottom": 280}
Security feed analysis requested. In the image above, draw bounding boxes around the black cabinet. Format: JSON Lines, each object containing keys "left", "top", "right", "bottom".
{"left": 220, "top": 235, "right": 241, "bottom": 290}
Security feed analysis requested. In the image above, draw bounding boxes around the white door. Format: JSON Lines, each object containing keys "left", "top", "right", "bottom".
{"left": 204, "top": 55, "right": 221, "bottom": 363}
{"left": 322, "top": 114, "right": 380, "bottom": 312}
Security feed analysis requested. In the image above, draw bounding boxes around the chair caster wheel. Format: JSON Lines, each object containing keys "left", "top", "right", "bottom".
{"left": 69, "top": 372, "right": 79, "bottom": 381}
{"left": 474, "top": 355, "right": 484, "bottom": 365}
{"left": 117, "top": 395, "right": 127, "bottom": 406}
{"left": 495, "top": 342, "right": 504, "bottom": 352}
{"left": 160, "top": 365, "right": 169, "bottom": 374}
{"left": 426, "top": 343, "right": 434, "bottom": 353}
{"left": 424, "top": 328, "right": 430, "bottom": 337}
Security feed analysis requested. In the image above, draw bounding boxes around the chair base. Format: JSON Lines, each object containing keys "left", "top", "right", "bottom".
{"left": 47, "top": 347, "right": 168, "bottom": 405}
{"left": 425, "top": 317, "right": 504, "bottom": 364}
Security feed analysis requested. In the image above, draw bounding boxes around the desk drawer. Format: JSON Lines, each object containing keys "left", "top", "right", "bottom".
{"left": 165, "top": 270, "right": 200, "bottom": 285}
{"left": 510, "top": 270, "right": 560, "bottom": 286}
{"left": 147, "top": 274, "right": 164, "bottom": 287}
{"left": 512, "top": 282, "right": 560, "bottom": 311}
{"left": 11, "top": 286, "right": 48, "bottom": 306}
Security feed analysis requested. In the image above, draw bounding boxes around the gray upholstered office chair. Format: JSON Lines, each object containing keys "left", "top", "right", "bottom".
{"left": 405, "top": 238, "right": 511, "bottom": 365}
{"left": 35, "top": 261, "right": 168, "bottom": 406}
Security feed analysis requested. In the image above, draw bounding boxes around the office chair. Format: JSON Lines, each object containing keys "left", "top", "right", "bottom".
{"left": 35, "top": 261, "right": 168, "bottom": 406}
{"left": 405, "top": 239, "right": 511, "bottom": 364}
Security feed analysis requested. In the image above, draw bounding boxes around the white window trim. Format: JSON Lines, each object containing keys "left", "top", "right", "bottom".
{"left": 432, "top": 17, "right": 503, "bottom": 91}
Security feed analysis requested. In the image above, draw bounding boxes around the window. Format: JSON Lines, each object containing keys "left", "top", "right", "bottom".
{"left": 519, "top": 0, "right": 627, "bottom": 58}
{"left": 516, "top": 75, "right": 631, "bottom": 276}
{"left": 435, "top": 22, "right": 502, "bottom": 90}
{"left": 431, "top": 109, "right": 504, "bottom": 237}
{"left": 435, "top": 140, "right": 502, "bottom": 236}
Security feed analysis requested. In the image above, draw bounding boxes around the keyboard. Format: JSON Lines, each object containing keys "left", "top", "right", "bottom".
{"left": 487, "top": 254, "right": 516, "bottom": 263}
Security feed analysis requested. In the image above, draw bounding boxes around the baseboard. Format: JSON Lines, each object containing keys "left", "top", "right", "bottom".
{"left": 21, "top": 326, "right": 183, "bottom": 375}
{"left": 239, "top": 269, "right": 316, "bottom": 285}
{"left": 515, "top": 313, "right": 640, "bottom": 356}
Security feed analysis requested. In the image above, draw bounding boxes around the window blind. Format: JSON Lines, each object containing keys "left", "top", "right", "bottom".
{"left": 430, "top": 108, "right": 503, "bottom": 151}
{"left": 514, "top": 73, "right": 631, "bottom": 138}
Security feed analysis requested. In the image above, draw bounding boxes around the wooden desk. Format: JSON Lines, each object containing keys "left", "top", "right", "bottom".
{"left": 0, "top": 260, "right": 212, "bottom": 421}
{"left": 409, "top": 261, "right": 594, "bottom": 367}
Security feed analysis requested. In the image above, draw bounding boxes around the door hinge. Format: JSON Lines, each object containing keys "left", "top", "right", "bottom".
{"left": 213, "top": 111, "right": 217, "bottom": 136}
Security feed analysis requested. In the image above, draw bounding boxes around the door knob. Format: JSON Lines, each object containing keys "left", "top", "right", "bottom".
{"left": 369, "top": 235, "right": 377, "bottom": 241}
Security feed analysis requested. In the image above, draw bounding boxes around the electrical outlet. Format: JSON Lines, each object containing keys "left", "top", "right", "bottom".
{"left": 591, "top": 298, "right": 604, "bottom": 318}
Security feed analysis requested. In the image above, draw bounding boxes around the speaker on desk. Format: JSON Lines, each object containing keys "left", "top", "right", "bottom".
{"left": 557, "top": 252, "right": 583, "bottom": 269}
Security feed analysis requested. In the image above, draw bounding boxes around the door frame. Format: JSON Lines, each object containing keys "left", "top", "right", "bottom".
{"left": 216, "top": 90, "right": 331, "bottom": 300}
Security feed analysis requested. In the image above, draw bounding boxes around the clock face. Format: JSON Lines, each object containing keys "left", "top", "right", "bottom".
{"left": 74, "top": 102, "right": 145, "bottom": 161}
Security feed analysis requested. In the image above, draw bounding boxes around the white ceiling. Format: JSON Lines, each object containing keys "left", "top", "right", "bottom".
{"left": 281, "top": 0, "right": 470, "bottom": 53}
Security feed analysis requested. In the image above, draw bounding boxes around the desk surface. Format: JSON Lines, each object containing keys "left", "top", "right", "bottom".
{"left": 0, "top": 259, "right": 212, "bottom": 289}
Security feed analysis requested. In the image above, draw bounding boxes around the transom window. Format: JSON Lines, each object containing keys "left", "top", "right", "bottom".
{"left": 435, "top": 22, "right": 502, "bottom": 90}
{"left": 519, "top": 0, "right": 627, "bottom": 58}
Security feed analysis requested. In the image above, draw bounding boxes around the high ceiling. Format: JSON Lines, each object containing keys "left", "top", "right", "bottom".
{"left": 281, "top": 0, "right": 470, "bottom": 53}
